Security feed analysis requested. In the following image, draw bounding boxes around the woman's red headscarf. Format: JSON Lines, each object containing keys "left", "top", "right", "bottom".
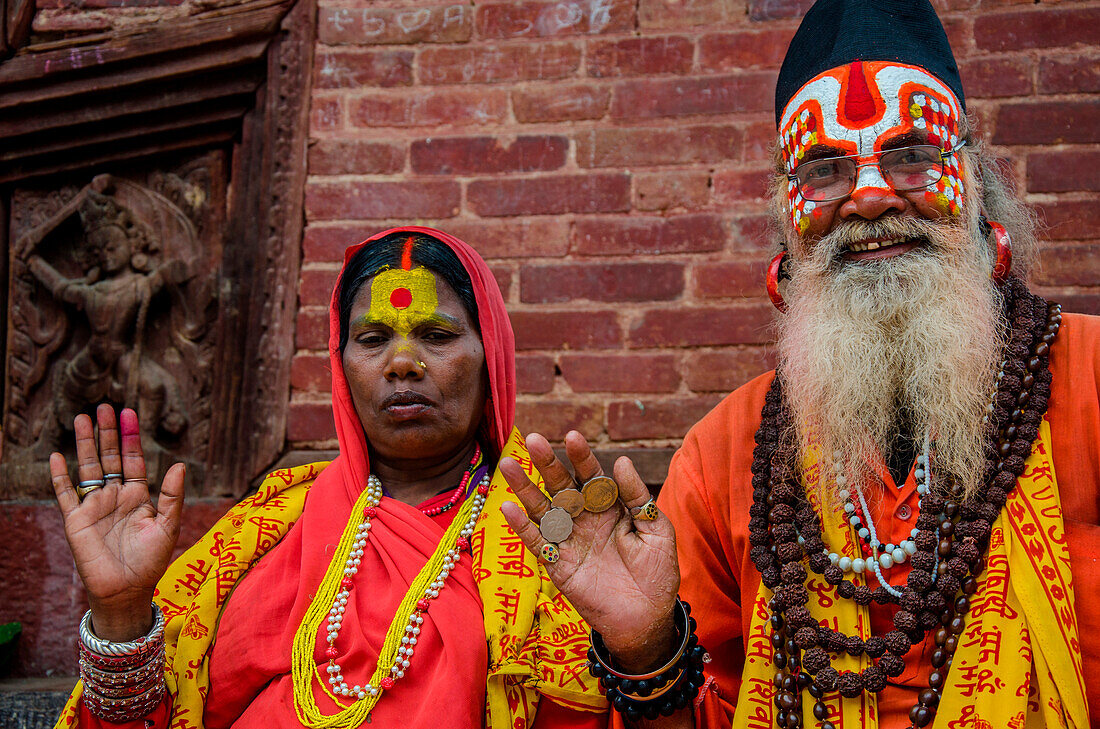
{"left": 324, "top": 226, "right": 516, "bottom": 499}
{"left": 197, "top": 228, "right": 518, "bottom": 727}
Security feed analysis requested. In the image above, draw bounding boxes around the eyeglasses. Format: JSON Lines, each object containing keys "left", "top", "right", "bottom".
{"left": 787, "top": 142, "right": 966, "bottom": 203}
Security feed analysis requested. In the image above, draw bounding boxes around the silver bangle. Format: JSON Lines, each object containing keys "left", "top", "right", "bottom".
{"left": 590, "top": 599, "right": 692, "bottom": 680}
{"left": 80, "top": 603, "right": 164, "bottom": 657}
{"left": 84, "top": 681, "right": 163, "bottom": 704}
{"left": 82, "top": 680, "right": 166, "bottom": 721}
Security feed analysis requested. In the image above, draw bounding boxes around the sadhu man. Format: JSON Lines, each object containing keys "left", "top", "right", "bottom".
{"left": 501, "top": 0, "right": 1098, "bottom": 727}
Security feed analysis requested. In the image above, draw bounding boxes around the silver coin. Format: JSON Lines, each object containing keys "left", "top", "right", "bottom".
{"left": 539, "top": 507, "right": 574, "bottom": 543}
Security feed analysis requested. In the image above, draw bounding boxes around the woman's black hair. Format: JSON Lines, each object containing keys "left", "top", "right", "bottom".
{"left": 338, "top": 232, "right": 479, "bottom": 350}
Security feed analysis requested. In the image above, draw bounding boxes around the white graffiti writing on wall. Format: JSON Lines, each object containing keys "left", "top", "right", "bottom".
{"left": 327, "top": 4, "right": 466, "bottom": 36}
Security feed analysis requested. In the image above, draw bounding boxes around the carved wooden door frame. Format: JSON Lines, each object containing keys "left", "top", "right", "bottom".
{"left": 0, "top": 0, "right": 315, "bottom": 496}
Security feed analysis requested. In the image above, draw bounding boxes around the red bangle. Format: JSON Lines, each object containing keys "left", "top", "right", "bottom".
{"left": 82, "top": 681, "right": 165, "bottom": 722}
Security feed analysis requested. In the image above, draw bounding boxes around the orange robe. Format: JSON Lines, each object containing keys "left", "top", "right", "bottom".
{"left": 660, "top": 312, "right": 1100, "bottom": 728}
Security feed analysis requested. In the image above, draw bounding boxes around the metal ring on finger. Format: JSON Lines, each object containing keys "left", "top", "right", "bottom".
{"left": 580, "top": 475, "right": 618, "bottom": 513}
{"left": 540, "top": 543, "right": 560, "bottom": 563}
{"left": 630, "top": 497, "right": 659, "bottom": 522}
{"left": 104, "top": 472, "right": 123, "bottom": 482}
{"left": 77, "top": 479, "right": 106, "bottom": 498}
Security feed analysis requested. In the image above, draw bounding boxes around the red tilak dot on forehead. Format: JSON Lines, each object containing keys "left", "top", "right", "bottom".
{"left": 390, "top": 287, "right": 412, "bottom": 309}
{"left": 843, "top": 61, "right": 876, "bottom": 124}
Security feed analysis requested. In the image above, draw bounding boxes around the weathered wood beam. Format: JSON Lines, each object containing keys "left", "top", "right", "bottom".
{"left": 0, "top": 103, "right": 246, "bottom": 164}
{"left": 0, "top": 71, "right": 262, "bottom": 137}
{"left": 2, "top": 0, "right": 34, "bottom": 59}
{"left": 0, "top": 0, "right": 289, "bottom": 85}
{"left": 0, "top": 0, "right": 295, "bottom": 183}
{"left": 0, "top": 38, "right": 269, "bottom": 109}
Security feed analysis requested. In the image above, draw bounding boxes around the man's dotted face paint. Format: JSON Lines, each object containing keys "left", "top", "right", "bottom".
{"left": 364, "top": 266, "right": 441, "bottom": 341}
{"left": 779, "top": 61, "right": 964, "bottom": 235}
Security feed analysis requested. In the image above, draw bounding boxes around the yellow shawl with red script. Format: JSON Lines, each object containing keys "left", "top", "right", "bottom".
{"left": 56, "top": 428, "right": 604, "bottom": 728}
{"left": 734, "top": 419, "right": 1089, "bottom": 728}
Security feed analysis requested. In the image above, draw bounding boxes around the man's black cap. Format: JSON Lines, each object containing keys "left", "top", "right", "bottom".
{"left": 774, "top": 0, "right": 965, "bottom": 127}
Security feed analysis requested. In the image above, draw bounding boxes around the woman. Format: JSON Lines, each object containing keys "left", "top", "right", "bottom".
{"left": 51, "top": 227, "right": 607, "bottom": 728}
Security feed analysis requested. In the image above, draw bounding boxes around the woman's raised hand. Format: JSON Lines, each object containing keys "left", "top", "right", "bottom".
{"left": 500, "top": 431, "right": 681, "bottom": 672}
{"left": 50, "top": 404, "right": 185, "bottom": 641}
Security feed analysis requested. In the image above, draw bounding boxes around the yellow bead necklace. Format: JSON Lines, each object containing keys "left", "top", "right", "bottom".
{"left": 291, "top": 456, "right": 489, "bottom": 729}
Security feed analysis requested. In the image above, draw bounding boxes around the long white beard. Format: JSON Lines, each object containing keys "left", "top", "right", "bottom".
{"left": 777, "top": 214, "right": 1005, "bottom": 501}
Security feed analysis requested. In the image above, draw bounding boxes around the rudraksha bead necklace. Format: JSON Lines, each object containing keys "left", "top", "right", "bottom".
{"left": 749, "top": 277, "right": 1060, "bottom": 729}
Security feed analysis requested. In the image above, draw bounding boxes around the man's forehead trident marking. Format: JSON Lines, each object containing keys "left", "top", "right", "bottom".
{"left": 842, "top": 61, "right": 878, "bottom": 124}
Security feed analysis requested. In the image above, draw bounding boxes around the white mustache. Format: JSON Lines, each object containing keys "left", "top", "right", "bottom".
{"left": 810, "top": 217, "right": 955, "bottom": 266}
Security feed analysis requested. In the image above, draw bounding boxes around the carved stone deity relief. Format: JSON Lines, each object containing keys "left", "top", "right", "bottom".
{"left": 2, "top": 155, "right": 223, "bottom": 497}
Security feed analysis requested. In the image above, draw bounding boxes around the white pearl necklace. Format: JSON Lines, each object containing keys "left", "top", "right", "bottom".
{"left": 324, "top": 472, "right": 491, "bottom": 701}
{"left": 821, "top": 438, "right": 928, "bottom": 565}
{"left": 859, "top": 434, "right": 930, "bottom": 597}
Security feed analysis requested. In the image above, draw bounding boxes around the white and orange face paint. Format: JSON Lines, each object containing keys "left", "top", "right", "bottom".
{"left": 779, "top": 61, "right": 964, "bottom": 235}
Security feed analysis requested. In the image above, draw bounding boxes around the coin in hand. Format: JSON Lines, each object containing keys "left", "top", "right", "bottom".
{"left": 539, "top": 507, "right": 574, "bottom": 543}
{"left": 581, "top": 476, "right": 619, "bottom": 513}
{"left": 551, "top": 488, "right": 585, "bottom": 517}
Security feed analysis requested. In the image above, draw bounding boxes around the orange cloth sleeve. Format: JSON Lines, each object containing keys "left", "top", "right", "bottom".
{"left": 657, "top": 371, "right": 774, "bottom": 728}
{"left": 1046, "top": 313, "right": 1100, "bottom": 718}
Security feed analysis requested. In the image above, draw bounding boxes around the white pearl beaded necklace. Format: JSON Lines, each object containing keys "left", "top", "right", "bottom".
{"left": 857, "top": 432, "right": 931, "bottom": 598}
{"left": 821, "top": 433, "right": 933, "bottom": 589}
{"left": 324, "top": 471, "right": 491, "bottom": 701}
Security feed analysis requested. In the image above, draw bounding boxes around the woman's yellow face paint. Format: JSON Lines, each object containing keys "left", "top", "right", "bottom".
{"left": 342, "top": 261, "right": 488, "bottom": 468}
{"left": 364, "top": 267, "right": 441, "bottom": 337}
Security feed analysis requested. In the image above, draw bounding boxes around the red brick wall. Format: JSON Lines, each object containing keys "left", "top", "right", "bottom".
{"left": 293, "top": 0, "right": 1100, "bottom": 460}
{"left": 9, "top": 0, "right": 1100, "bottom": 684}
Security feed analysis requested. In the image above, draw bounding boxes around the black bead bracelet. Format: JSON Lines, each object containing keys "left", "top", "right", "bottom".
{"left": 588, "top": 599, "right": 711, "bottom": 722}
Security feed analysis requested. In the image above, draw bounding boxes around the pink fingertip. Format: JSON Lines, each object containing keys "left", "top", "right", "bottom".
{"left": 120, "top": 409, "right": 140, "bottom": 438}
{"left": 500, "top": 501, "right": 526, "bottom": 517}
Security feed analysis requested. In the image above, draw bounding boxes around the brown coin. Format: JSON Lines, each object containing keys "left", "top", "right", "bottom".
{"left": 551, "top": 488, "right": 585, "bottom": 517}
{"left": 539, "top": 507, "right": 574, "bottom": 543}
{"left": 582, "top": 476, "right": 619, "bottom": 513}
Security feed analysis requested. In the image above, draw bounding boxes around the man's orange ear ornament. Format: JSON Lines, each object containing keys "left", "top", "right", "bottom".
{"left": 767, "top": 252, "right": 791, "bottom": 313}
{"left": 989, "top": 221, "right": 1012, "bottom": 283}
